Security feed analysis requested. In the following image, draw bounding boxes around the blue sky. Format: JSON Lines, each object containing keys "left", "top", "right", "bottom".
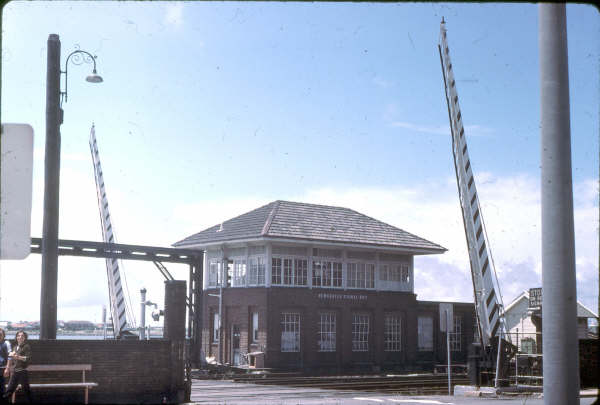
{"left": 1, "top": 2, "right": 598, "bottom": 324}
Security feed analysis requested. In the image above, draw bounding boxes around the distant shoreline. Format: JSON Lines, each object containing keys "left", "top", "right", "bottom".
{"left": 4, "top": 328, "right": 163, "bottom": 337}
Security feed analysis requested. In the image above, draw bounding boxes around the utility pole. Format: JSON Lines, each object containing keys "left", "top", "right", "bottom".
{"left": 40, "top": 34, "right": 62, "bottom": 340}
{"left": 539, "top": 4, "right": 580, "bottom": 404}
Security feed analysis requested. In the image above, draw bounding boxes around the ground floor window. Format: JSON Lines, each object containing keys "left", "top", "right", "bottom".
{"left": 318, "top": 312, "right": 336, "bottom": 352}
{"left": 384, "top": 314, "right": 402, "bottom": 351}
{"left": 418, "top": 316, "right": 433, "bottom": 351}
{"left": 352, "top": 313, "right": 370, "bottom": 352}
{"left": 281, "top": 312, "right": 300, "bottom": 352}
{"left": 251, "top": 312, "right": 259, "bottom": 342}
{"left": 449, "top": 315, "right": 462, "bottom": 351}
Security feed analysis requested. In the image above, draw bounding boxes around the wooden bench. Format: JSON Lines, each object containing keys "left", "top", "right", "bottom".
{"left": 10, "top": 364, "right": 98, "bottom": 404}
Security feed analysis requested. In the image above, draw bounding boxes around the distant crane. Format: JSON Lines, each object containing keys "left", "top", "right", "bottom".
{"left": 438, "top": 18, "right": 513, "bottom": 387}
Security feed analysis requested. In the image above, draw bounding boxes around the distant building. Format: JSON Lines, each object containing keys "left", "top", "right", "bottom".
{"left": 175, "top": 200, "right": 476, "bottom": 372}
{"left": 504, "top": 290, "right": 598, "bottom": 353}
{"left": 64, "top": 320, "right": 96, "bottom": 331}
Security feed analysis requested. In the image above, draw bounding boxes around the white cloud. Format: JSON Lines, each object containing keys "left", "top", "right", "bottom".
{"left": 1, "top": 171, "right": 596, "bottom": 324}
{"left": 165, "top": 2, "right": 184, "bottom": 27}
{"left": 285, "top": 174, "right": 597, "bottom": 309}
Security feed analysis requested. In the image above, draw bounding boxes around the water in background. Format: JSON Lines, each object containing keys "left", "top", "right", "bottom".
{"left": 5, "top": 333, "right": 163, "bottom": 340}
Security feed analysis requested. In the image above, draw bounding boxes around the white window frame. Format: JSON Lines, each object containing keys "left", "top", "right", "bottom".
{"left": 232, "top": 258, "right": 246, "bottom": 287}
{"left": 272, "top": 255, "right": 309, "bottom": 286}
{"left": 312, "top": 260, "right": 323, "bottom": 287}
{"left": 347, "top": 262, "right": 375, "bottom": 289}
{"left": 294, "top": 258, "right": 308, "bottom": 286}
{"left": 418, "top": 316, "right": 434, "bottom": 351}
{"left": 401, "top": 263, "right": 410, "bottom": 283}
{"left": 384, "top": 314, "right": 402, "bottom": 352}
{"left": 283, "top": 258, "right": 293, "bottom": 285}
{"left": 248, "top": 256, "right": 266, "bottom": 286}
{"left": 449, "top": 315, "right": 462, "bottom": 352}
{"left": 281, "top": 312, "right": 300, "bottom": 352}
{"left": 380, "top": 263, "right": 411, "bottom": 282}
{"left": 318, "top": 312, "right": 336, "bottom": 352}
{"left": 352, "top": 313, "right": 370, "bottom": 352}
{"left": 208, "top": 260, "right": 219, "bottom": 287}
{"left": 272, "top": 257, "right": 282, "bottom": 285}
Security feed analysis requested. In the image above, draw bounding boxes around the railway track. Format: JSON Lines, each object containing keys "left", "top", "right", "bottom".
{"left": 228, "top": 373, "right": 470, "bottom": 395}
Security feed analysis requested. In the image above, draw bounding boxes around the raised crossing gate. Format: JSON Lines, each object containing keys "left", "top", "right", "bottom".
{"left": 89, "top": 124, "right": 133, "bottom": 338}
{"left": 438, "top": 19, "right": 508, "bottom": 348}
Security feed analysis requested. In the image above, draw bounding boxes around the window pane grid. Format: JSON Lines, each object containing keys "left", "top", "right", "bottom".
{"left": 283, "top": 258, "right": 293, "bottom": 285}
{"left": 384, "top": 314, "right": 401, "bottom": 351}
{"left": 294, "top": 259, "right": 307, "bottom": 285}
{"left": 281, "top": 312, "right": 300, "bottom": 352}
{"left": 449, "top": 316, "right": 462, "bottom": 351}
{"left": 249, "top": 257, "right": 266, "bottom": 286}
{"left": 232, "top": 260, "right": 246, "bottom": 286}
{"left": 318, "top": 312, "right": 336, "bottom": 352}
{"left": 347, "top": 263, "right": 375, "bottom": 289}
{"left": 352, "top": 314, "right": 369, "bottom": 352}
{"left": 272, "top": 257, "right": 282, "bottom": 285}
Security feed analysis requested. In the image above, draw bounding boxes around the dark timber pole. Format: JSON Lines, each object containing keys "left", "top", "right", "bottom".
{"left": 539, "top": 5, "right": 580, "bottom": 404}
{"left": 40, "top": 34, "right": 62, "bottom": 340}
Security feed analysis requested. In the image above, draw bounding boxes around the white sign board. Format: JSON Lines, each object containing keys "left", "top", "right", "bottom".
{"left": 1, "top": 124, "right": 34, "bottom": 259}
{"left": 439, "top": 302, "right": 454, "bottom": 332}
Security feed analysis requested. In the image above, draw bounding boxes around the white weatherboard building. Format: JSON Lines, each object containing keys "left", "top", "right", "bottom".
{"left": 504, "top": 290, "right": 598, "bottom": 353}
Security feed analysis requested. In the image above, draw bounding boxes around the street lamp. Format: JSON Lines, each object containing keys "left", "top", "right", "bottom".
{"left": 61, "top": 49, "right": 103, "bottom": 104}
{"left": 40, "top": 34, "right": 103, "bottom": 340}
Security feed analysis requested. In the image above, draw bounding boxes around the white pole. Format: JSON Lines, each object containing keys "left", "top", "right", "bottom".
{"left": 446, "top": 309, "right": 451, "bottom": 395}
{"left": 140, "top": 288, "right": 146, "bottom": 340}
{"left": 539, "top": 4, "right": 580, "bottom": 404}
{"left": 495, "top": 326, "right": 503, "bottom": 389}
{"left": 102, "top": 305, "right": 107, "bottom": 340}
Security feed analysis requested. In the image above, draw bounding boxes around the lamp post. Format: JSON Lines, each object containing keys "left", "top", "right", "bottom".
{"left": 40, "top": 34, "right": 103, "bottom": 340}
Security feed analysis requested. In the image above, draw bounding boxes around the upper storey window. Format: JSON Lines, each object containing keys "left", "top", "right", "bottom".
{"left": 347, "top": 262, "right": 375, "bottom": 289}
{"left": 272, "top": 257, "right": 308, "bottom": 286}
{"left": 248, "top": 256, "right": 266, "bottom": 286}
{"left": 380, "top": 263, "right": 410, "bottom": 283}
{"left": 207, "top": 260, "right": 221, "bottom": 287}
{"left": 312, "top": 260, "right": 343, "bottom": 287}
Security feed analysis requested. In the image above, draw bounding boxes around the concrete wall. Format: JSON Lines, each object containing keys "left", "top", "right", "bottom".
{"left": 16, "top": 339, "right": 185, "bottom": 404}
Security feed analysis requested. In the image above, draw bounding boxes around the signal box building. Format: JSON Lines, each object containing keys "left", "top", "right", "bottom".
{"left": 174, "top": 200, "right": 475, "bottom": 372}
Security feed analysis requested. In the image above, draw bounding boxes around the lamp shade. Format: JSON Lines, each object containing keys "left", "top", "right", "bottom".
{"left": 86, "top": 69, "right": 103, "bottom": 83}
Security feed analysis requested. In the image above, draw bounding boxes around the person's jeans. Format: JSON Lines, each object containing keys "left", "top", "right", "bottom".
{"left": 3, "top": 369, "right": 32, "bottom": 403}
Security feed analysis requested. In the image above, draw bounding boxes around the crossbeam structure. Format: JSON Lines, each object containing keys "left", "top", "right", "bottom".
{"left": 30, "top": 237, "right": 204, "bottom": 367}
{"left": 31, "top": 237, "right": 201, "bottom": 264}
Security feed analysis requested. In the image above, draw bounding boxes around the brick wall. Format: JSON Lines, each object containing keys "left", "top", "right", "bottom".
{"left": 200, "top": 286, "right": 475, "bottom": 372}
{"left": 15, "top": 339, "right": 184, "bottom": 404}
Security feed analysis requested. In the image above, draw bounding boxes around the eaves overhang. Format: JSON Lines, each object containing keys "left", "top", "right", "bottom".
{"left": 173, "top": 235, "right": 446, "bottom": 256}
